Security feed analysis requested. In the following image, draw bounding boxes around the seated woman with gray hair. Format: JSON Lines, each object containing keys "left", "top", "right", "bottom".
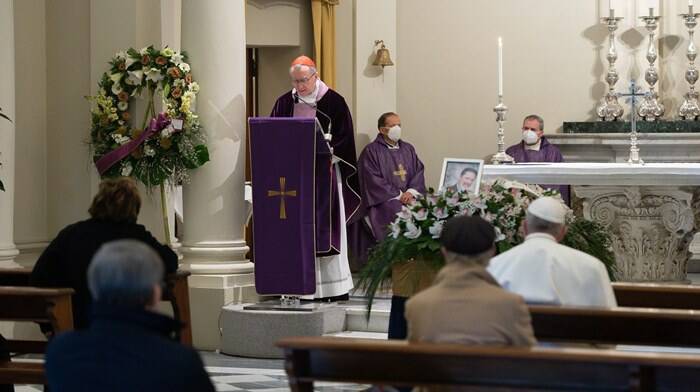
{"left": 45, "top": 240, "right": 214, "bottom": 392}
{"left": 31, "top": 177, "right": 178, "bottom": 329}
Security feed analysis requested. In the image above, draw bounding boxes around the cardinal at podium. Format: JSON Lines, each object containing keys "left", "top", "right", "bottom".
{"left": 270, "top": 55, "right": 360, "bottom": 300}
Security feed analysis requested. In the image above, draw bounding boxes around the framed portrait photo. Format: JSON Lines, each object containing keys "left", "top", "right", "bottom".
{"left": 438, "top": 158, "right": 485, "bottom": 194}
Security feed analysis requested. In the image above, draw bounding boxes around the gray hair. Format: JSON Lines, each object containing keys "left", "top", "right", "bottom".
{"left": 525, "top": 213, "right": 564, "bottom": 237}
{"left": 523, "top": 114, "right": 544, "bottom": 132}
{"left": 289, "top": 64, "right": 317, "bottom": 76}
{"left": 88, "top": 239, "right": 164, "bottom": 308}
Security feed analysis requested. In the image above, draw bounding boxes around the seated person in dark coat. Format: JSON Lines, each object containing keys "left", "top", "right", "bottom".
{"left": 30, "top": 177, "right": 178, "bottom": 330}
{"left": 45, "top": 240, "right": 214, "bottom": 392}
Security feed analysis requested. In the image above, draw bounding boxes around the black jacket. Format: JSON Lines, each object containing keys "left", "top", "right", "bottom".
{"left": 30, "top": 218, "right": 178, "bottom": 329}
{"left": 46, "top": 305, "right": 214, "bottom": 392}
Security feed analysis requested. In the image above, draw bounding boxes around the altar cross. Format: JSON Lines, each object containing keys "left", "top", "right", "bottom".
{"left": 393, "top": 164, "right": 407, "bottom": 182}
{"left": 617, "top": 80, "right": 647, "bottom": 164}
{"left": 267, "top": 177, "right": 297, "bottom": 220}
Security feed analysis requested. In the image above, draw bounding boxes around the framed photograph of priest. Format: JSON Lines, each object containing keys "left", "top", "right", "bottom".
{"left": 439, "top": 158, "right": 484, "bottom": 195}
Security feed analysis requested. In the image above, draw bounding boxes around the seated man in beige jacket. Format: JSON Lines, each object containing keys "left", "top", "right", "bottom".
{"left": 405, "top": 216, "right": 536, "bottom": 346}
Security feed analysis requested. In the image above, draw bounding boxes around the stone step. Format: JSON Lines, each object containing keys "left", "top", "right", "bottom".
{"left": 341, "top": 297, "right": 390, "bottom": 333}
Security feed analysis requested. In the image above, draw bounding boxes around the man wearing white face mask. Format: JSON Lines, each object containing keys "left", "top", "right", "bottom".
{"left": 356, "top": 112, "right": 426, "bottom": 341}
{"left": 505, "top": 114, "right": 570, "bottom": 204}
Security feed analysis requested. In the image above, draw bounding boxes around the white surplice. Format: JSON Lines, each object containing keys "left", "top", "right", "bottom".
{"left": 487, "top": 233, "right": 617, "bottom": 308}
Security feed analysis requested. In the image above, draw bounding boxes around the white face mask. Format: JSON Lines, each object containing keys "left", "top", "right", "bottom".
{"left": 522, "top": 129, "right": 539, "bottom": 145}
{"left": 387, "top": 125, "right": 402, "bottom": 142}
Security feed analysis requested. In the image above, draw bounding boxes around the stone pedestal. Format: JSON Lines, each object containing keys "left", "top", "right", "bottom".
{"left": 576, "top": 186, "right": 696, "bottom": 282}
{"left": 220, "top": 304, "right": 345, "bottom": 359}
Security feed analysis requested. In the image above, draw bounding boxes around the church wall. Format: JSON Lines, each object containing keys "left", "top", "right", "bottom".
{"left": 335, "top": 0, "right": 354, "bottom": 118}
{"left": 352, "top": 0, "right": 397, "bottom": 152}
{"left": 46, "top": 0, "right": 92, "bottom": 236}
{"left": 253, "top": 0, "right": 315, "bottom": 115}
{"left": 396, "top": 0, "right": 689, "bottom": 188}
{"left": 13, "top": 0, "right": 49, "bottom": 251}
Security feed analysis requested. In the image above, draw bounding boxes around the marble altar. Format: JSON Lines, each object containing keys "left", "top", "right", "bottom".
{"left": 483, "top": 163, "right": 700, "bottom": 282}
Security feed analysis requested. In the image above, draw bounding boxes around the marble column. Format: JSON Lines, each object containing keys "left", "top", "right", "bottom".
{"left": 181, "top": 0, "right": 256, "bottom": 350}
{"left": 0, "top": 0, "right": 20, "bottom": 267}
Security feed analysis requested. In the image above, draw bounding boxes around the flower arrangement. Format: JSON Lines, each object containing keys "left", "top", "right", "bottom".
{"left": 88, "top": 46, "right": 209, "bottom": 242}
{"left": 357, "top": 179, "right": 616, "bottom": 308}
{"left": 89, "top": 46, "right": 208, "bottom": 186}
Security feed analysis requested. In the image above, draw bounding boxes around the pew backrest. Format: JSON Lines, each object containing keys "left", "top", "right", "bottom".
{"left": 613, "top": 282, "right": 700, "bottom": 310}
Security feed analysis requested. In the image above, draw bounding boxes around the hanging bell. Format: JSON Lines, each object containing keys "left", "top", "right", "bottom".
{"left": 373, "top": 40, "right": 394, "bottom": 67}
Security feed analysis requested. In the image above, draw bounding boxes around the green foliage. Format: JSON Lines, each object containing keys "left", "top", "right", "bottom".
{"left": 562, "top": 218, "right": 617, "bottom": 280}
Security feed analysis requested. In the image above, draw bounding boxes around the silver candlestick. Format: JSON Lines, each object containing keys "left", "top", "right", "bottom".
{"left": 638, "top": 11, "right": 664, "bottom": 121}
{"left": 679, "top": 6, "right": 700, "bottom": 120}
{"left": 491, "top": 96, "right": 514, "bottom": 165}
{"left": 597, "top": 13, "right": 625, "bottom": 121}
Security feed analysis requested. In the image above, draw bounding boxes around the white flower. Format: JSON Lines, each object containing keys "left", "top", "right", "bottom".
{"left": 494, "top": 226, "right": 506, "bottom": 242}
{"left": 432, "top": 207, "right": 449, "bottom": 220}
{"left": 117, "top": 101, "right": 128, "bottom": 111}
{"left": 412, "top": 208, "right": 428, "bottom": 221}
{"left": 109, "top": 73, "right": 122, "bottom": 84}
{"left": 161, "top": 125, "right": 174, "bottom": 138}
{"left": 404, "top": 221, "right": 422, "bottom": 239}
{"left": 121, "top": 162, "right": 133, "bottom": 176}
{"left": 125, "top": 56, "right": 137, "bottom": 70}
{"left": 389, "top": 221, "right": 401, "bottom": 239}
{"left": 144, "top": 145, "right": 156, "bottom": 157}
{"left": 145, "top": 67, "right": 164, "bottom": 83}
{"left": 171, "top": 52, "right": 184, "bottom": 65}
{"left": 126, "top": 70, "right": 144, "bottom": 85}
{"left": 397, "top": 206, "right": 412, "bottom": 221}
{"left": 173, "top": 79, "right": 185, "bottom": 88}
{"left": 178, "top": 62, "right": 191, "bottom": 73}
{"left": 111, "top": 82, "right": 123, "bottom": 96}
{"left": 446, "top": 193, "right": 460, "bottom": 207}
{"left": 115, "top": 51, "right": 127, "bottom": 60}
{"left": 111, "top": 134, "right": 130, "bottom": 145}
{"left": 428, "top": 220, "right": 444, "bottom": 239}
{"left": 188, "top": 82, "right": 200, "bottom": 93}
{"left": 139, "top": 46, "right": 149, "bottom": 55}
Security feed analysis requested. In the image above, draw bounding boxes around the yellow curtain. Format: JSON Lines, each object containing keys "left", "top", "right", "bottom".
{"left": 311, "top": 0, "right": 338, "bottom": 89}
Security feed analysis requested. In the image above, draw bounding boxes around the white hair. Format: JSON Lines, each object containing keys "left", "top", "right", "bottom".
{"left": 289, "top": 64, "right": 317, "bottom": 76}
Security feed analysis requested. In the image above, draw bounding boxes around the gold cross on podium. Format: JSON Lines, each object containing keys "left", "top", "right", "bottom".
{"left": 267, "top": 177, "right": 297, "bottom": 220}
{"left": 393, "top": 164, "right": 407, "bottom": 182}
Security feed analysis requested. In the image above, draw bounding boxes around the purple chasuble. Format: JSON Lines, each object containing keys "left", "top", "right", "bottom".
{"left": 358, "top": 135, "right": 426, "bottom": 241}
{"left": 271, "top": 86, "right": 361, "bottom": 256}
{"left": 505, "top": 137, "right": 570, "bottom": 204}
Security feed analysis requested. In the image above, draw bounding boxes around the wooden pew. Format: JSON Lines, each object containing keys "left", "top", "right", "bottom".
{"left": 613, "top": 282, "right": 700, "bottom": 310}
{"left": 0, "top": 286, "right": 74, "bottom": 385}
{"left": 0, "top": 267, "right": 193, "bottom": 345}
{"left": 278, "top": 336, "right": 700, "bottom": 391}
{"left": 529, "top": 305, "right": 700, "bottom": 347}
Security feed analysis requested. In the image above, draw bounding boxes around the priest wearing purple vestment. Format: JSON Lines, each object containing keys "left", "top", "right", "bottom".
{"left": 357, "top": 112, "right": 426, "bottom": 342}
{"left": 505, "top": 114, "right": 570, "bottom": 204}
{"left": 269, "top": 55, "right": 360, "bottom": 300}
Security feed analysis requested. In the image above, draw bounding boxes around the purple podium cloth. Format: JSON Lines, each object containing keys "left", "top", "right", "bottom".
{"left": 505, "top": 137, "right": 571, "bottom": 205}
{"left": 270, "top": 88, "right": 361, "bottom": 224}
{"left": 249, "top": 117, "right": 330, "bottom": 295}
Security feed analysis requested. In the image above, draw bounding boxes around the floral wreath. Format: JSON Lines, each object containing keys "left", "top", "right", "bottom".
{"left": 89, "top": 45, "right": 209, "bottom": 188}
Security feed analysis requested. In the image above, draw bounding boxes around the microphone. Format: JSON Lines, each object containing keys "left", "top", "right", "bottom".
{"left": 293, "top": 92, "right": 333, "bottom": 142}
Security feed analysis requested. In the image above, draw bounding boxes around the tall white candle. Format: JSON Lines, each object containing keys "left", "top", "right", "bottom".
{"left": 498, "top": 37, "right": 503, "bottom": 97}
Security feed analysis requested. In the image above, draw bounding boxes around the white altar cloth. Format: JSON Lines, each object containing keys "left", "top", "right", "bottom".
{"left": 483, "top": 162, "right": 700, "bottom": 186}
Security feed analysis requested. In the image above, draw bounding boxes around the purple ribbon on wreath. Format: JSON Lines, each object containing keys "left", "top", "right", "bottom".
{"left": 95, "top": 113, "right": 182, "bottom": 175}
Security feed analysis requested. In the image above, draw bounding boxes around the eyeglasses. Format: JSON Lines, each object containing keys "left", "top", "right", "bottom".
{"left": 291, "top": 72, "right": 316, "bottom": 86}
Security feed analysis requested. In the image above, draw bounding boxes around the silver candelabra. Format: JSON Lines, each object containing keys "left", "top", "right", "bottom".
{"left": 597, "top": 13, "right": 624, "bottom": 121}
{"left": 638, "top": 11, "right": 664, "bottom": 121}
{"left": 680, "top": 6, "right": 700, "bottom": 120}
{"left": 491, "top": 96, "right": 514, "bottom": 165}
